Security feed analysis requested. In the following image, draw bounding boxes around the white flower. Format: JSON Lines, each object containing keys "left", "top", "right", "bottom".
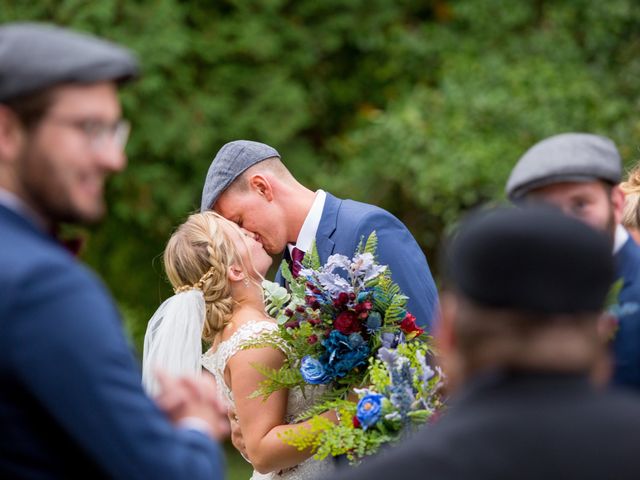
{"left": 350, "top": 252, "right": 387, "bottom": 283}
{"left": 316, "top": 271, "right": 353, "bottom": 296}
{"left": 325, "top": 254, "right": 351, "bottom": 273}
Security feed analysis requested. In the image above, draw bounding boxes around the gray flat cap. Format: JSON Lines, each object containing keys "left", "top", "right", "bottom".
{"left": 0, "top": 22, "right": 139, "bottom": 102}
{"left": 506, "top": 133, "right": 622, "bottom": 201}
{"left": 200, "top": 140, "right": 280, "bottom": 211}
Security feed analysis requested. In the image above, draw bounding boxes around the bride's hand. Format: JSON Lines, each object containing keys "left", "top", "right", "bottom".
{"left": 228, "top": 408, "right": 251, "bottom": 462}
{"left": 154, "top": 369, "right": 231, "bottom": 441}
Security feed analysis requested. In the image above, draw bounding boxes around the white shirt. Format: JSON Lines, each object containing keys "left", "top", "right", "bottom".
{"left": 614, "top": 224, "right": 629, "bottom": 255}
{"left": 0, "top": 187, "right": 46, "bottom": 229}
{"left": 287, "top": 190, "right": 326, "bottom": 256}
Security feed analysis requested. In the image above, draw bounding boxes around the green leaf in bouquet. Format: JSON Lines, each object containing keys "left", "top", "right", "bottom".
{"left": 605, "top": 277, "right": 624, "bottom": 309}
{"left": 363, "top": 231, "right": 378, "bottom": 257}
{"left": 293, "top": 388, "right": 352, "bottom": 422}
{"left": 407, "top": 409, "right": 432, "bottom": 423}
{"left": 368, "top": 358, "right": 392, "bottom": 392}
{"left": 248, "top": 363, "right": 304, "bottom": 400}
{"left": 373, "top": 275, "right": 401, "bottom": 312}
{"left": 302, "top": 241, "right": 321, "bottom": 270}
{"left": 280, "top": 259, "right": 306, "bottom": 298}
{"left": 383, "top": 296, "right": 409, "bottom": 326}
{"left": 278, "top": 414, "right": 335, "bottom": 453}
{"left": 262, "top": 280, "right": 292, "bottom": 320}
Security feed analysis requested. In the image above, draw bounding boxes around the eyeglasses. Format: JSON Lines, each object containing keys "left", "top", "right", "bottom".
{"left": 45, "top": 116, "right": 131, "bottom": 150}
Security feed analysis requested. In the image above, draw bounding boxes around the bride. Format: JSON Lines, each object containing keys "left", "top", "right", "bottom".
{"left": 142, "top": 211, "right": 336, "bottom": 479}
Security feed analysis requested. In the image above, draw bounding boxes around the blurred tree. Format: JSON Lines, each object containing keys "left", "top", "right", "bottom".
{"left": 3, "top": 0, "right": 640, "bottom": 357}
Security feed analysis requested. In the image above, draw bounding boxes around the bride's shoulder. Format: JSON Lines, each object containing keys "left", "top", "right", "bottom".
{"left": 219, "top": 310, "right": 277, "bottom": 344}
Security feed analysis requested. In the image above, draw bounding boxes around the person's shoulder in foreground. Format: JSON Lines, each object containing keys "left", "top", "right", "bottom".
{"left": 332, "top": 205, "right": 640, "bottom": 480}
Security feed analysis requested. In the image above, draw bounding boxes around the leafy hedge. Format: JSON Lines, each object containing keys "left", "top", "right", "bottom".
{"left": 4, "top": 0, "right": 640, "bottom": 352}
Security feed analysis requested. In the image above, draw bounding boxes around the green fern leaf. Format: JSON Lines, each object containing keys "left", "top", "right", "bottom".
{"left": 280, "top": 259, "right": 306, "bottom": 297}
{"left": 302, "top": 241, "right": 321, "bottom": 270}
{"left": 364, "top": 231, "right": 378, "bottom": 257}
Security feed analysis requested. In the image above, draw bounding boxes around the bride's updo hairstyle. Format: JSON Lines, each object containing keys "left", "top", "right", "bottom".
{"left": 163, "top": 211, "right": 256, "bottom": 344}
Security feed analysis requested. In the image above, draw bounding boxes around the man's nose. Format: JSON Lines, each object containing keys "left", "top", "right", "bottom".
{"left": 96, "top": 139, "right": 127, "bottom": 173}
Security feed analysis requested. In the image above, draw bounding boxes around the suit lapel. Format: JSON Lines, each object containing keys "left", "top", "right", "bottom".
{"left": 315, "top": 192, "right": 340, "bottom": 262}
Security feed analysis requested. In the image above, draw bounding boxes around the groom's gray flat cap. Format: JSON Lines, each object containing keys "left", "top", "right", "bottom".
{"left": 200, "top": 140, "right": 280, "bottom": 211}
{"left": 0, "top": 22, "right": 139, "bottom": 102}
{"left": 506, "top": 132, "right": 622, "bottom": 201}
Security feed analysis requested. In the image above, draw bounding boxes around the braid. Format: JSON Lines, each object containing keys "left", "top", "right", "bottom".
{"left": 199, "top": 240, "right": 235, "bottom": 343}
{"left": 164, "top": 211, "right": 243, "bottom": 345}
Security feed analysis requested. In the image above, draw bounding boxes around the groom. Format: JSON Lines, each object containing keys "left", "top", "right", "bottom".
{"left": 200, "top": 140, "right": 439, "bottom": 330}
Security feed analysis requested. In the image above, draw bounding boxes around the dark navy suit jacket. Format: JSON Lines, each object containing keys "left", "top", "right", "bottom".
{"left": 276, "top": 192, "right": 438, "bottom": 330}
{"left": 612, "top": 235, "right": 640, "bottom": 389}
{"left": 332, "top": 371, "right": 640, "bottom": 480}
{"left": 0, "top": 205, "right": 223, "bottom": 479}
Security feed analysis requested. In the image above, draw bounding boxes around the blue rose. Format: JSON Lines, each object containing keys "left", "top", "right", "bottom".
{"left": 356, "top": 393, "right": 385, "bottom": 430}
{"left": 300, "top": 355, "right": 331, "bottom": 384}
{"left": 321, "top": 331, "right": 370, "bottom": 379}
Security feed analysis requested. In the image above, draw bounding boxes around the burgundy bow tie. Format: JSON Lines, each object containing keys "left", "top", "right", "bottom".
{"left": 290, "top": 247, "right": 305, "bottom": 278}
{"left": 50, "top": 226, "right": 85, "bottom": 257}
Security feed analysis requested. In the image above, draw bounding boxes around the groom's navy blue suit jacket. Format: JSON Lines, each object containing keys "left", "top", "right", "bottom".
{"left": 276, "top": 193, "right": 438, "bottom": 330}
{"left": 0, "top": 205, "right": 223, "bottom": 479}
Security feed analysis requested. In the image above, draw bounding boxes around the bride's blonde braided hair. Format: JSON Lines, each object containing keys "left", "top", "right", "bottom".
{"left": 621, "top": 163, "right": 640, "bottom": 230}
{"left": 164, "top": 211, "right": 251, "bottom": 344}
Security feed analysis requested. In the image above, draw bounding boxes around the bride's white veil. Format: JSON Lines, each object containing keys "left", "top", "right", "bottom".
{"left": 142, "top": 289, "right": 206, "bottom": 396}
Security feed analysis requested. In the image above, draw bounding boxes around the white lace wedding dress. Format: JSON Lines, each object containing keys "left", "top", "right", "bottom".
{"left": 201, "top": 320, "right": 334, "bottom": 480}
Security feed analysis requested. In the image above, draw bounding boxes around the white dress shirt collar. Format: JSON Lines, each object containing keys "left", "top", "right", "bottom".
{"left": 0, "top": 187, "right": 47, "bottom": 230}
{"left": 613, "top": 224, "right": 629, "bottom": 255}
{"left": 288, "top": 190, "right": 326, "bottom": 256}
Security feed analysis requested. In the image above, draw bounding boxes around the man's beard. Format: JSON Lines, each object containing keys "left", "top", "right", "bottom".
{"left": 17, "top": 143, "right": 105, "bottom": 226}
{"left": 602, "top": 203, "right": 617, "bottom": 248}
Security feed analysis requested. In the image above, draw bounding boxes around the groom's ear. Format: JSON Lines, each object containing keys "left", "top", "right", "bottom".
{"left": 247, "top": 174, "right": 274, "bottom": 202}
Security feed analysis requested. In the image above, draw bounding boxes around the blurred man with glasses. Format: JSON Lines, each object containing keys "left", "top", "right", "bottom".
{"left": 0, "top": 23, "right": 228, "bottom": 479}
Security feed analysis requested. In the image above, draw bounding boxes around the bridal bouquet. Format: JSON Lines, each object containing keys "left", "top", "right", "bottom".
{"left": 251, "top": 233, "right": 444, "bottom": 463}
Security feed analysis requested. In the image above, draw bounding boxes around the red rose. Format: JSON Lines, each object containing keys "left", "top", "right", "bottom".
{"left": 334, "top": 311, "right": 361, "bottom": 334}
{"left": 400, "top": 313, "right": 424, "bottom": 336}
{"left": 307, "top": 334, "right": 318, "bottom": 345}
{"left": 352, "top": 415, "right": 361, "bottom": 428}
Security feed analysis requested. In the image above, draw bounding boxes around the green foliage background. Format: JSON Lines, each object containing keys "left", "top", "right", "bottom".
{"left": 4, "top": 0, "right": 640, "bottom": 350}
{"left": 3, "top": 1, "right": 640, "bottom": 477}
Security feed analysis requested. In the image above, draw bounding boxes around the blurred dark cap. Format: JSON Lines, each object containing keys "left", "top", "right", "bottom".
{"left": 0, "top": 22, "right": 139, "bottom": 102}
{"left": 443, "top": 205, "right": 614, "bottom": 314}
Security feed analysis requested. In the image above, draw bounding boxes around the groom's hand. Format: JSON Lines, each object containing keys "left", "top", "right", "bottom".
{"left": 155, "top": 369, "right": 231, "bottom": 441}
{"left": 228, "top": 407, "right": 250, "bottom": 460}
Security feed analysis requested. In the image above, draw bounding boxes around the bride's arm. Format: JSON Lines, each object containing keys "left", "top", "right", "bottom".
{"left": 226, "top": 346, "right": 336, "bottom": 474}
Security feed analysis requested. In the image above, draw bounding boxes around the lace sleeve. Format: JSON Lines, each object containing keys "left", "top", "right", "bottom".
{"left": 201, "top": 320, "right": 286, "bottom": 405}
